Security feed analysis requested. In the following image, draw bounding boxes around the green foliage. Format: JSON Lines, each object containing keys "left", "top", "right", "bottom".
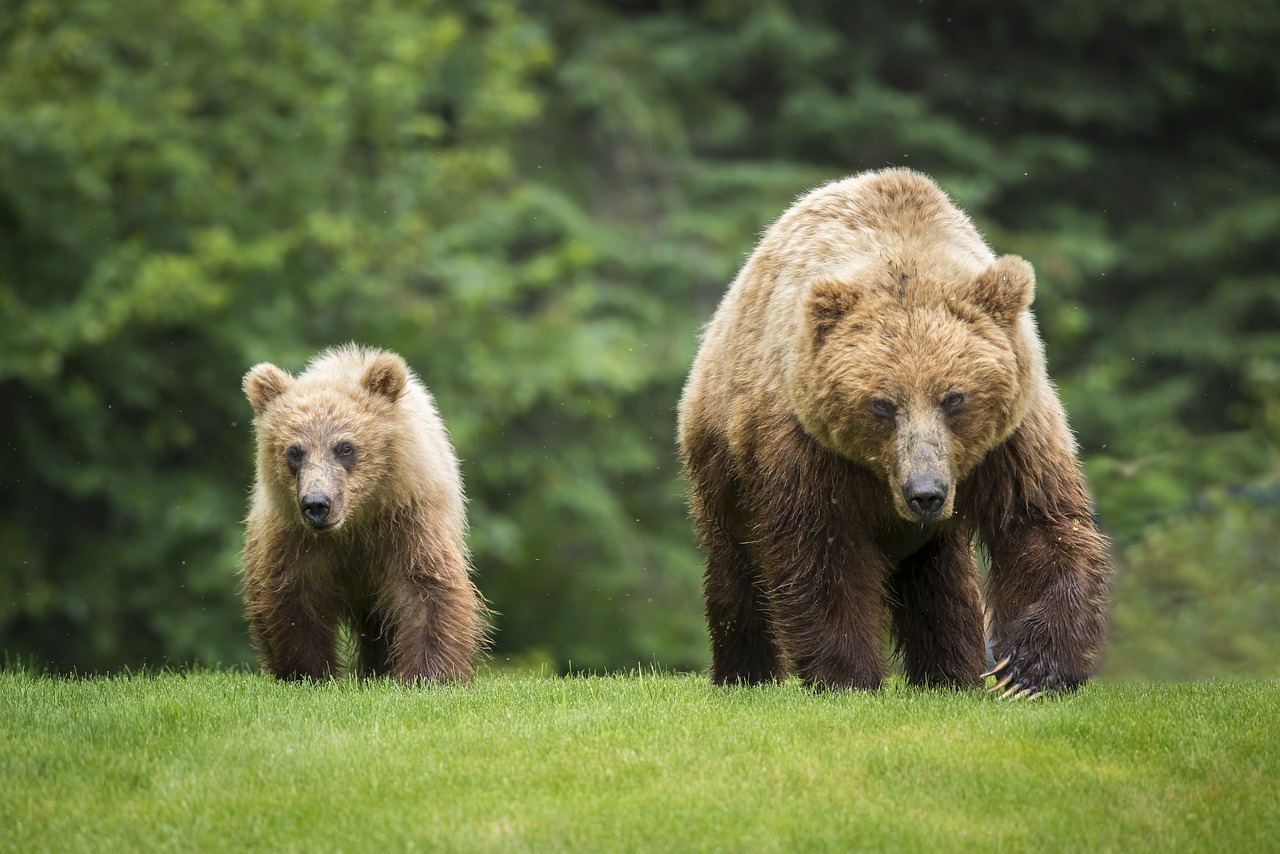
{"left": 2, "top": 1, "right": 1278, "bottom": 675}
{"left": 0, "top": 0, "right": 705, "bottom": 673}
{"left": 1104, "top": 491, "right": 1280, "bottom": 680}
{"left": 3, "top": 671, "right": 1278, "bottom": 851}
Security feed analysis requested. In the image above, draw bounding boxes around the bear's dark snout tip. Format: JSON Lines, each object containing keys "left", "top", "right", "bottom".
{"left": 300, "top": 493, "right": 333, "bottom": 528}
{"left": 902, "top": 478, "right": 948, "bottom": 520}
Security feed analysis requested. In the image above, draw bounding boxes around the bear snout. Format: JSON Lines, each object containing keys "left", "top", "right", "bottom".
{"left": 901, "top": 475, "right": 950, "bottom": 521}
{"left": 300, "top": 493, "right": 333, "bottom": 529}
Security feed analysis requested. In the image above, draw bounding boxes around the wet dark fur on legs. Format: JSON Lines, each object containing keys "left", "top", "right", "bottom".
{"left": 242, "top": 505, "right": 486, "bottom": 684}
{"left": 685, "top": 415, "right": 1110, "bottom": 694}
{"left": 689, "top": 421, "right": 988, "bottom": 690}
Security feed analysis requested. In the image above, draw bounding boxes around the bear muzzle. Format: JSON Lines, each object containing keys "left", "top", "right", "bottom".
{"left": 893, "top": 410, "right": 957, "bottom": 522}
{"left": 900, "top": 474, "right": 951, "bottom": 522}
{"left": 300, "top": 492, "right": 335, "bottom": 530}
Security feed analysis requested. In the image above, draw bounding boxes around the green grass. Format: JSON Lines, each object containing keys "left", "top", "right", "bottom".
{"left": 2, "top": 670, "right": 1276, "bottom": 852}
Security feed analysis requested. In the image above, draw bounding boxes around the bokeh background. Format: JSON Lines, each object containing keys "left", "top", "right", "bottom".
{"left": 2, "top": 0, "right": 1277, "bottom": 678}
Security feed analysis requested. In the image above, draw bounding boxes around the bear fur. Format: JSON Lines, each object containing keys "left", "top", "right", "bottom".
{"left": 241, "top": 344, "right": 486, "bottom": 683}
{"left": 677, "top": 168, "right": 1112, "bottom": 695}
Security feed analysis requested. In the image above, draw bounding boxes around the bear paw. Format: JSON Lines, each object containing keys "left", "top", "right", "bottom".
{"left": 981, "top": 647, "right": 1081, "bottom": 701}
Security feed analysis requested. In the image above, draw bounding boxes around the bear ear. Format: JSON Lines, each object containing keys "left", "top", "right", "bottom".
{"left": 805, "top": 278, "right": 860, "bottom": 343}
{"left": 243, "top": 363, "right": 293, "bottom": 415}
{"left": 362, "top": 351, "right": 409, "bottom": 403}
{"left": 968, "top": 255, "right": 1035, "bottom": 327}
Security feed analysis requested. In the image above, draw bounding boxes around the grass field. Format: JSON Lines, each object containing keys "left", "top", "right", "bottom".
{"left": 2, "top": 669, "right": 1276, "bottom": 852}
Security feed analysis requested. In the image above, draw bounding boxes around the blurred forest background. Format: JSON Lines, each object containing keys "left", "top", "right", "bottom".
{"left": 2, "top": 0, "right": 1278, "bottom": 679}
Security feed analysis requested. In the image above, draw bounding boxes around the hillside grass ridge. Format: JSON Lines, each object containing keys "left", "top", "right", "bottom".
{"left": 2, "top": 670, "right": 1276, "bottom": 852}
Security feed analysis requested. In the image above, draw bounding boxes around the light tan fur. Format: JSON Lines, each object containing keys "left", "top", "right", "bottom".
{"left": 241, "top": 344, "right": 486, "bottom": 683}
{"left": 678, "top": 168, "right": 1111, "bottom": 693}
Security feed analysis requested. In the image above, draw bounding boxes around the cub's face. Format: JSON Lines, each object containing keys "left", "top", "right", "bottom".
{"left": 793, "top": 257, "right": 1035, "bottom": 523}
{"left": 271, "top": 419, "right": 365, "bottom": 532}
{"left": 243, "top": 353, "right": 407, "bottom": 532}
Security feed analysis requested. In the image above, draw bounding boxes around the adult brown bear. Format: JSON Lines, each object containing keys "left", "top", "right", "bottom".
{"left": 678, "top": 169, "right": 1112, "bottom": 697}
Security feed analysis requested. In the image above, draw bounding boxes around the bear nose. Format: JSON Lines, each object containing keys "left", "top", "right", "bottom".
{"left": 902, "top": 478, "right": 948, "bottom": 519}
{"left": 300, "top": 493, "right": 332, "bottom": 527}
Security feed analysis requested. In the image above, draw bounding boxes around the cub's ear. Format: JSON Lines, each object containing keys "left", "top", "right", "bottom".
{"left": 805, "top": 278, "right": 860, "bottom": 343}
{"left": 243, "top": 363, "right": 293, "bottom": 415}
{"left": 969, "top": 255, "right": 1035, "bottom": 327}
{"left": 362, "top": 351, "right": 409, "bottom": 403}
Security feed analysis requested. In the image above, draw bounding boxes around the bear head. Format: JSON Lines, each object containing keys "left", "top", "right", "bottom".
{"left": 243, "top": 351, "right": 409, "bottom": 533}
{"left": 791, "top": 254, "right": 1037, "bottom": 523}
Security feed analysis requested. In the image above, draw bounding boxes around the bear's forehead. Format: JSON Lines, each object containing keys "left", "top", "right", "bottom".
{"left": 859, "top": 254, "right": 993, "bottom": 301}
{"left": 860, "top": 302, "right": 978, "bottom": 342}
{"left": 840, "top": 308, "right": 1010, "bottom": 388}
{"left": 264, "top": 385, "right": 384, "bottom": 438}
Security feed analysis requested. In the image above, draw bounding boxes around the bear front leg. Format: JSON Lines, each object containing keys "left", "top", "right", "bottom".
{"left": 750, "top": 429, "right": 890, "bottom": 690}
{"left": 889, "top": 529, "right": 986, "bottom": 688}
{"left": 684, "top": 431, "right": 786, "bottom": 685}
{"left": 702, "top": 530, "right": 788, "bottom": 686}
{"left": 244, "top": 571, "right": 340, "bottom": 681}
{"left": 382, "top": 544, "right": 486, "bottom": 684}
{"left": 975, "top": 422, "right": 1113, "bottom": 697}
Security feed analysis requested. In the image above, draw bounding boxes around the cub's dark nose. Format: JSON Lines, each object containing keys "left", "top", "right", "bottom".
{"left": 300, "top": 493, "right": 332, "bottom": 527}
{"left": 903, "top": 478, "right": 947, "bottom": 519}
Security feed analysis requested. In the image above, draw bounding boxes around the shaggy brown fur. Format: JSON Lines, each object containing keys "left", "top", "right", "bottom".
{"left": 678, "top": 168, "right": 1112, "bottom": 695}
{"left": 241, "top": 344, "right": 486, "bottom": 683}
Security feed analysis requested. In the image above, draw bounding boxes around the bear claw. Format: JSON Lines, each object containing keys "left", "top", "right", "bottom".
{"left": 989, "top": 679, "right": 1040, "bottom": 700}
{"left": 982, "top": 655, "right": 1048, "bottom": 699}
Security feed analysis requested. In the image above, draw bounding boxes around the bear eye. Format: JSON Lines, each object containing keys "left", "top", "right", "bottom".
{"left": 285, "top": 445, "right": 304, "bottom": 471}
{"left": 334, "top": 441, "right": 357, "bottom": 467}
{"left": 870, "top": 398, "right": 897, "bottom": 420}
{"left": 942, "top": 392, "right": 967, "bottom": 415}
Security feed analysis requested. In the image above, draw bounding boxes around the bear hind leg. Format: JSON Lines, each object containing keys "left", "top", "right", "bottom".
{"left": 353, "top": 610, "right": 396, "bottom": 678}
{"left": 889, "top": 531, "right": 986, "bottom": 688}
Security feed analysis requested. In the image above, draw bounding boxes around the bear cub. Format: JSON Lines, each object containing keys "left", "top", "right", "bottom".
{"left": 242, "top": 344, "right": 485, "bottom": 683}
{"left": 678, "top": 168, "right": 1112, "bottom": 697}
